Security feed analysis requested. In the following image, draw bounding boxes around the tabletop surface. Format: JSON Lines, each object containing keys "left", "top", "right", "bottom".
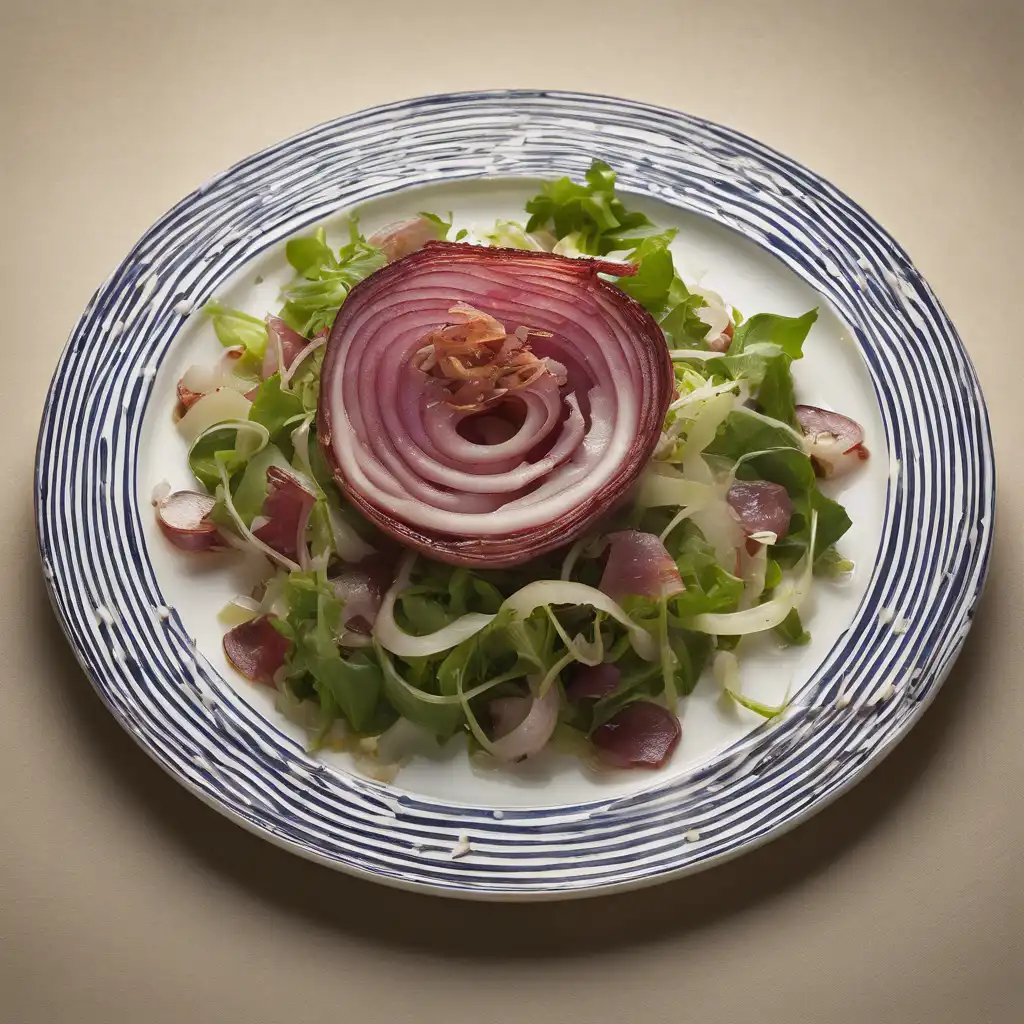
{"left": 3, "top": 1, "right": 1021, "bottom": 1022}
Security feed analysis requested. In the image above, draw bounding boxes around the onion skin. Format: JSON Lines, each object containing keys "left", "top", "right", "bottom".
{"left": 317, "top": 243, "right": 673, "bottom": 568}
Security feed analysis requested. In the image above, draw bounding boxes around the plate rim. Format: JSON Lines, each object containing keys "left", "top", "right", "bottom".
{"left": 35, "top": 89, "right": 996, "bottom": 900}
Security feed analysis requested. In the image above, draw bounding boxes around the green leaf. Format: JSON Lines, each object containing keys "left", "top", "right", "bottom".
{"left": 248, "top": 373, "right": 305, "bottom": 442}
{"left": 285, "top": 226, "right": 337, "bottom": 279}
{"left": 814, "top": 546, "right": 855, "bottom": 578}
{"left": 187, "top": 422, "right": 267, "bottom": 493}
{"left": 278, "top": 223, "right": 386, "bottom": 337}
{"left": 616, "top": 232, "right": 678, "bottom": 312}
{"left": 378, "top": 648, "right": 464, "bottom": 739}
{"left": 524, "top": 160, "right": 657, "bottom": 254}
{"left": 309, "top": 650, "right": 381, "bottom": 733}
{"left": 730, "top": 309, "right": 818, "bottom": 359}
{"left": 661, "top": 289, "right": 711, "bottom": 348}
{"left": 231, "top": 444, "right": 291, "bottom": 525}
{"left": 204, "top": 301, "right": 268, "bottom": 360}
{"left": 752, "top": 353, "right": 798, "bottom": 427}
{"left": 774, "top": 608, "right": 811, "bottom": 646}
{"left": 417, "top": 210, "right": 453, "bottom": 238}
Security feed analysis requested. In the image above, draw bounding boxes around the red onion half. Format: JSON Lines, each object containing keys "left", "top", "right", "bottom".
{"left": 318, "top": 243, "right": 673, "bottom": 568}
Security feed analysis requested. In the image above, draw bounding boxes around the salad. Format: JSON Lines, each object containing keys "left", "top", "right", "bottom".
{"left": 155, "top": 160, "right": 869, "bottom": 778}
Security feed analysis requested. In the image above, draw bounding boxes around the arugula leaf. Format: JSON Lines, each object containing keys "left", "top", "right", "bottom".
{"left": 279, "top": 569, "right": 383, "bottom": 732}
{"left": 378, "top": 648, "right": 463, "bottom": 739}
{"left": 204, "top": 301, "right": 268, "bottom": 360}
{"left": 814, "top": 546, "right": 855, "bottom": 578}
{"left": 660, "top": 286, "right": 711, "bottom": 348}
{"left": 285, "top": 226, "right": 336, "bottom": 279}
{"left": 774, "top": 608, "right": 811, "bottom": 646}
{"left": 230, "top": 444, "right": 292, "bottom": 525}
{"left": 729, "top": 309, "right": 818, "bottom": 359}
{"left": 524, "top": 160, "right": 657, "bottom": 255}
{"left": 395, "top": 559, "right": 504, "bottom": 636}
{"left": 668, "top": 525, "right": 745, "bottom": 619}
{"left": 754, "top": 353, "right": 799, "bottom": 427}
{"left": 187, "top": 422, "right": 267, "bottom": 493}
{"left": 705, "top": 409, "right": 852, "bottom": 565}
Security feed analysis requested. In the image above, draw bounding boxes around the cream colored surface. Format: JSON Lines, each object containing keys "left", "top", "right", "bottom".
{"left": 2, "top": 1, "right": 1021, "bottom": 1021}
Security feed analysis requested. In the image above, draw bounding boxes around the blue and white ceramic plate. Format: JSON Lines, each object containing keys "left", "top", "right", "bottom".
{"left": 36, "top": 91, "right": 994, "bottom": 899}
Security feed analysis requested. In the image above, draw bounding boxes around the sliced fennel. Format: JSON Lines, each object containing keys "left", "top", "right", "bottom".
{"left": 374, "top": 559, "right": 657, "bottom": 661}
{"left": 688, "top": 512, "right": 818, "bottom": 635}
{"left": 714, "top": 651, "right": 791, "bottom": 719}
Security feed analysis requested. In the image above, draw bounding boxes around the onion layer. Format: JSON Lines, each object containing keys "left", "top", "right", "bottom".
{"left": 318, "top": 243, "right": 673, "bottom": 568}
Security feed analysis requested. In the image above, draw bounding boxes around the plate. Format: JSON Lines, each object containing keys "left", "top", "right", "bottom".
{"left": 35, "top": 91, "right": 994, "bottom": 899}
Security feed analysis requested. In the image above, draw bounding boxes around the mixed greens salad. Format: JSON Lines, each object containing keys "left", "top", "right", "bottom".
{"left": 156, "top": 160, "right": 867, "bottom": 777}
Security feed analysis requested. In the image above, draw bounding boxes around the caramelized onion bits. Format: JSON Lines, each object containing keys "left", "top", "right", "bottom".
{"left": 318, "top": 243, "right": 674, "bottom": 568}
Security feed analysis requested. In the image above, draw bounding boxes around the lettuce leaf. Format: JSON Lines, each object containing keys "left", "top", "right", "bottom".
{"left": 248, "top": 373, "right": 305, "bottom": 443}
{"left": 204, "top": 301, "right": 268, "bottom": 361}
{"left": 524, "top": 159, "right": 657, "bottom": 255}
{"left": 279, "top": 221, "right": 386, "bottom": 336}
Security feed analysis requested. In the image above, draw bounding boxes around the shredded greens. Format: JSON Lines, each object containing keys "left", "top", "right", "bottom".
{"left": 171, "top": 162, "right": 860, "bottom": 768}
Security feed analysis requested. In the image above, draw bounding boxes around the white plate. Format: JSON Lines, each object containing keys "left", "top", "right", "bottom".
{"left": 36, "top": 91, "right": 994, "bottom": 898}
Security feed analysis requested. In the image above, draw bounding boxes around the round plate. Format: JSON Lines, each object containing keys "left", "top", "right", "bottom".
{"left": 35, "top": 91, "right": 994, "bottom": 899}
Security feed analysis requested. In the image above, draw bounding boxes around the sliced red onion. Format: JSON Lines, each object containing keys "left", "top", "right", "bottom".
{"left": 156, "top": 490, "right": 225, "bottom": 552}
{"left": 795, "top": 404, "right": 870, "bottom": 478}
{"left": 591, "top": 701, "right": 681, "bottom": 768}
{"left": 262, "top": 316, "right": 309, "bottom": 380}
{"left": 599, "top": 531, "right": 685, "bottom": 602}
{"left": 223, "top": 615, "right": 291, "bottom": 685}
{"left": 252, "top": 467, "right": 317, "bottom": 563}
{"left": 318, "top": 243, "right": 673, "bottom": 568}
{"left": 488, "top": 684, "right": 560, "bottom": 762}
{"left": 726, "top": 481, "right": 793, "bottom": 539}
{"left": 565, "top": 662, "right": 621, "bottom": 701}
{"left": 368, "top": 215, "right": 446, "bottom": 262}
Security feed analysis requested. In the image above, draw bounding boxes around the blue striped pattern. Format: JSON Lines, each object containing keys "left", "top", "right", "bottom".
{"left": 35, "top": 91, "right": 994, "bottom": 899}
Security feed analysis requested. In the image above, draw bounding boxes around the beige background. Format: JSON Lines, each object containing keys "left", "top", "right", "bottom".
{"left": 2, "top": 1, "right": 1021, "bottom": 1021}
